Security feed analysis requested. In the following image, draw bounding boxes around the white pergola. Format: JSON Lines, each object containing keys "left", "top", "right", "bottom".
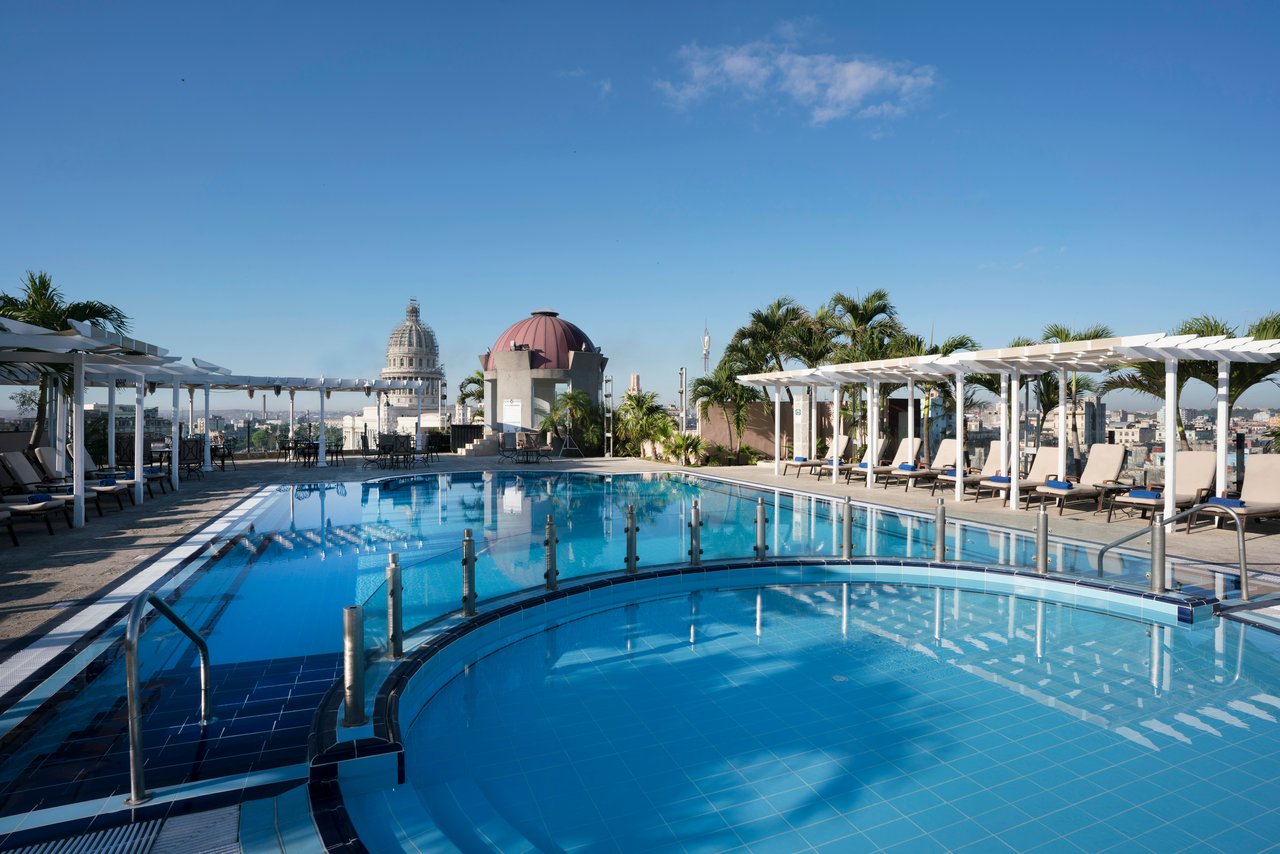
{"left": 741, "top": 332, "right": 1280, "bottom": 528}
{"left": 0, "top": 319, "right": 430, "bottom": 528}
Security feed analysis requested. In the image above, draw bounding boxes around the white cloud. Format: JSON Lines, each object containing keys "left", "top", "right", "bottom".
{"left": 656, "top": 32, "right": 935, "bottom": 126}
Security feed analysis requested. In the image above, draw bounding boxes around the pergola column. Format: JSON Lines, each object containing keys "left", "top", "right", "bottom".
{"left": 188, "top": 386, "right": 195, "bottom": 437}
{"left": 55, "top": 391, "right": 68, "bottom": 475}
{"left": 1216, "top": 360, "right": 1229, "bottom": 497}
{"left": 170, "top": 382, "right": 181, "bottom": 492}
{"left": 809, "top": 388, "right": 818, "bottom": 464}
{"left": 998, "top": 373, "right": 1009, "bottom": 476}
{"left": 955, "top": 372, "right": 966, "bottom": 504}
{"left": 1057, "top": 368, "right": 1068, "bottom": 480}
{"left": 202, "top": 383, "right": 213, "bottom": 472}
{"left": 831, "top": 385, "right": 842, "bottom": 483}
{"left": 906, "top": 378, "right": 916, "bottom": 463}
{"left": 868, "top": 380, "right": 879, "bottom": 487}
{"left": 1163, "top": 359, "right": 1177, "bottom": 528}
{"left": 316, "top": 385, "right": 328, "bottom": 467}
{"left": 71, "top": 354, "right": 85, "bottom": 528}
{"left": 1010, "top": 369, "right": 1021, "bottom": 509}
{"left": 289, "top": 390, "right": 296, "bottom": 440}
{"left": 106, "top": 380, "right": 117, "bottom": 469}
{"left": 416, "top": 383, "right": 423, "bottom": 452}
{"left": 134, "top": 378, "right": 146, "bottom": 506}
{"left": 772, "top": 386, "right": 781, "bottom": 476}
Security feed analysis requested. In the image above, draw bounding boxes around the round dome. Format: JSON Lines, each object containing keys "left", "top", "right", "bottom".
{"left": 487, "top": 310, "right": 596, "bottom": 371}
{"left": 386, "top": 299, "right": 438, "bottom": 367}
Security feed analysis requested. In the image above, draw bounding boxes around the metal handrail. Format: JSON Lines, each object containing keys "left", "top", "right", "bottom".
{"left": 1095, "top": 502, "right": 1248, "bottom": 600}
{"left": 124, "top": 592, "right": 212, "bottom": 806}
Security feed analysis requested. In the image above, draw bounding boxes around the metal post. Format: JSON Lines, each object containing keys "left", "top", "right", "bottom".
{"left": 1035, "top": 505, "right": 1049, "bottom": 574}
{"left": 386, "top": 553, "right": 403, "bottom": 659}
{"left": 753, "top": 497, "right": 768, "bottom": 561}
{"left": 342, "top": 605, "right": 366, "bottom": 727}
{"left": 933, "top": 499, "right": 946, "bottom": 562}
{"left": 461, "top": 528, "right": 476, "bottom": 616}
{"left": 688, "top": 499, "right": 702, "bottom": 566}
{"left": 544, "top": 515, "right": 559, "bottom": 590}
{"left": 841, "top": 497, "right": 853, "bottom": 559}
{"left": 1150, "top": 517, "right": 1167, "bottom": 594}
{"left": 625, "top": 504, "right": 639, "bottom": 574}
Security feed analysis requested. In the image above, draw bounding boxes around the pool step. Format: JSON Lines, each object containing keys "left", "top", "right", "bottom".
{"left": 237, "top": 785, "right": 323, "bottom": 853}
{"left": 422, "top": 778, "right": 537, "bottom": 852}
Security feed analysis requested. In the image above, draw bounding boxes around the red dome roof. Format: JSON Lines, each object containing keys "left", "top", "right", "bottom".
{"left": 487, "top": 310, "right": 596, "bottom": 371}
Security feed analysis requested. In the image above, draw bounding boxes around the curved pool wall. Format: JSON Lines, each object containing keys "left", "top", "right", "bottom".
{"left": 315, "top": 559, "right": 1238, "bottom": 852}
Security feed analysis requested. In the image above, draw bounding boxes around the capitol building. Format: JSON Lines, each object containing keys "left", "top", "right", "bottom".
{"left": 341, "top": 299, "right": 448, "bottom": 449}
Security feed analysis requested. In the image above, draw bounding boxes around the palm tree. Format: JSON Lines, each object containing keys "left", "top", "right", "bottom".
{"left": 727, "top": 297, "right": 807, "bottom": 401}
{"left": 828, "top": 289, "right": 904, "bottom": 364}
{"left": 542, "top": 389, "right": 594, "bottom": 448}
{"left": 0, "top": 271, "right": 130, "bottom": 448}
{"left": 883, "top": 332, "right": 980, "bottom": 462}
{"left": 615, "top": 390, "right": 674, "bottom": 457}
{"left": 1185, "top": 312, "right": 1280, "bottom": 419}
{"left": 690, "top": 355, "right": 761, "bottom": 463}
{"left": 1041, "top": 323, "right": 1115, "bottom": 462}
{"left": 457, "top": 370, "right": 484, "bottom": 407}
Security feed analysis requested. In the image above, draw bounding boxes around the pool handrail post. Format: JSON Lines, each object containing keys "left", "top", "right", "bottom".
{"left": 753, "top": 497, "right": 768, "bottom": 561}
{"left": 1150, "top": 517, "right": 1167, "bottom": 594}
{"left": 689, "top": 499, "right": 702, "bottom": 566}
{"left": 342, "top": 605, "right": 366, "bottom": 727}
{"left": 544, "top": 515, "right": 559, "bottom": 591}
{"left": 625, "top": 504, "right": 639, "bottom": 574}
{"left": 124, "top": 592, "right": 212, "bottom": 806}
{"left": 461, "top": 528, "right": 477, "bottom": 616}
{"left": 1036, "top": 505, "right": 1049, "bottom": 575}
{"left": 933, "top": 499, "right": 946, "bottom": 562}
{"left": 841, "top": 497, "right": 853, "bottom": 560}
{"left": 387, "top": 553, "right": 403, "bottom": 659}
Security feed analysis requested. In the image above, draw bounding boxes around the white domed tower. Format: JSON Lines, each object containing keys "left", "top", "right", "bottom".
{"left": 381, "top": 298, "right": 444, "bottom": 409}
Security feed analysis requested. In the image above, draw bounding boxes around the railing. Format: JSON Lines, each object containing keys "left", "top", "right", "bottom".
{"left": 124, "top": 592, "right": 212, "bottom": 805}
{"left": 1095, "top": 502, "right": 1249, "bottom": 599}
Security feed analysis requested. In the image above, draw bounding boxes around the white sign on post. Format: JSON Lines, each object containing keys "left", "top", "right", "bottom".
{"left": 502, "top": 399, "right": 522, "bottom": 433}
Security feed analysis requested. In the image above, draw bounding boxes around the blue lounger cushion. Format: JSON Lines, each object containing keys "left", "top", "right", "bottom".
{"left": 793, "top": 457, "right": 807, "bottom": 462}
{"left": 1208, "top": 496, "right": 1246, "bottom": 508}
{"left": 144, "top": 466, "right": 162, "bottom": 475}
{"left": 1128, "top": 489, "right": 1161, "bottom": 499}
{"left": 989, "top": 475, "right": 1011, "bottom": 484}
{"left": 98, "top": 478, "right": 117, "bottom": 486}
{"left": 942, "top": 468, "right": 957, "bottom": 476}
{"left": 1045, "top": 479, "right": 1073, "bottom": 490}
{"left": 28, "top": 493, "right": 51, "bottom": 504}
{"left": 898, "top": 463, "right": 917, "bottom": 471}
{"left": 857, "top": 462, "right": 868, "bottom": 468}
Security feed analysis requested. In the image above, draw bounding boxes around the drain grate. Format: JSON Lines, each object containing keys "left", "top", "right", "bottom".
{"left": 6, "top": 819, "right": 164, "bottom": 854}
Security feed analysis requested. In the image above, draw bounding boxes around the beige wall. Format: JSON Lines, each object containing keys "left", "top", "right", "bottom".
{"left": 701, "top": 401, "right": 832, "bottom": 457}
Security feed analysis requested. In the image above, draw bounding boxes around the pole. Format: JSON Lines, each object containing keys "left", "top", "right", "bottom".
{"left": 342, "top": 605, "right": 366, "bottom": 727}
{"left": 1056, "top": 368, "right": 1067, "bottom": 480}
{"left": 1010, "top": 369, "right": 1021, "bottom": 509}
{"left": 999, "top": 373, "right": 1009, "bottom": 476}
{"left": 134, "top": 379, "right": 145, "bottom": 505}
{"left": 1216, "top": 360, "right": 1229, "bottom": 497}
{"left": 754, "top": 497, "right": 768, "bottom": 561}
{"left": 955, "top": 372, "right": 966, "bottom": 504}
{"left": 1036, "top": 505, "right": 1049, "bottom": 574}
{"left": 317, "top": 384, "right": 328, "bottom": 467}
{"left": 71, "top": 354, "right": 85, "bottom": 528}
{"left": 832, "top": 385, "right": 842, "bottom": 483}
{"left": 544, "top": 515, "right": 559, "bottom": 590}
{"left": 688, "top": 499, "right": 702, "bottom": 566}
{"left": 772, "top": 386, "right": 781, "bottom": 476}
{"left": 841, "top": 497, "right": 853, "bottom": 559}
{"left": 461, "top": 528, "right": 476, "bottom": 616}
{"left": 171, "top": 382, "right": 181, "bottom": 492}
{"left": 625, "top": 504, "right": 639, "bottom": 573}
{"left": 107, "top": 380, "right": 117, "bottom": 469}
{"left": 386, "top": 553, "right": 403, "bottom": 659}
{"left": 1150, "top": 517, "right": 1166, "bottom": 594}
{"left": 934, "top": 499, "right": 946, "bottom": 562}
{"left": 202, "top": 384, "right": 212, "bottom": 472}
{"left": 1163, "top": 359, "right": 1177, "bottom": 530}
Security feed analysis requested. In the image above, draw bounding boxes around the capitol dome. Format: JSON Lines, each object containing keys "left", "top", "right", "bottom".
{"left": 385, "top": 299, "right": 438, "bottom": 372}
{"left": 486, "top": 310, "right": 596, "bottom": 371}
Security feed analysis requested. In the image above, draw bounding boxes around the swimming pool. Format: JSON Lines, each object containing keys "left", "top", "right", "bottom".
{"left": 340, "top": 572, "right": 1280, "bottom": 852}
{"left": 0, "top": 470, "right": 1234, "bottom": 847}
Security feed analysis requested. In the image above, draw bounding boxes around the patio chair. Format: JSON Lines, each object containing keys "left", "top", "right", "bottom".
{"left": 1187, "top": 454, "right": 1280, "bottom": 532}
{"left": 178, "top": 438, "right": 205, "bottom": 478}
{"left": 1035, "top": 443, "right": 1128, "bottom": 515}
{"left": 497, "top": 431, "right": 519, "bottom": 463}
{"left": 328, "top": 436, "right": 345, "bottom": 466}
{"left": 932, "top": 440, "right": 1004, "bottom": 498}
{"left": 843, "top": 437, "right": 894, "bottom": 484}
{"left": 1106, "top": 450, "right": 1215, "bottom": 524}
{"left": 783, "top": 437, "right": 856, "bottom": 478}
{"left": 976, "top": 450, "right": 1060, "bottom": 507}
{"left": 0, "top": 453, "right": 75, "bottom": 530}
{"left": 879, "top": 439, "right": 958, "bottom": 491}
{"left": 359, "top": 434, "right": 380, "bottom": 468}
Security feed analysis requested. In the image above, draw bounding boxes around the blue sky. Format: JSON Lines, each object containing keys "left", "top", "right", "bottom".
{"left": 2, "top": 2, "right": 1277, "bottom": 411}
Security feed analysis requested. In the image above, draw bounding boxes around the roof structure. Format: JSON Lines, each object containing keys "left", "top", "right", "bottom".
{"left": 485, "top": 310, "right": 597, "bottom": 372}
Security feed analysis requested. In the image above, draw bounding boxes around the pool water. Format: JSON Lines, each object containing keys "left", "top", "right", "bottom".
{"left": 394, "top": 583, "right": 1280, "bottom": 852}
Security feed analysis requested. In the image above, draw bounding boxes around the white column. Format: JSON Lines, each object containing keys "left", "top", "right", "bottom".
{"left": 1057, "top": 368, "right": 1068, "bottom": 480}
{"left": 54, "top": 391, "right": 67, "bottom": 475}
{"left": 202, "top": 384, "right": 213, "bottom": 471}
{"left": 134, "top": 378, "right": 146, "bottom": 505}
{"left": 416, "top": 384, "right": 423, "bottom": 452}
{"left": 809, "top": 389, "right": 818, "bottom": 465}
{"left": 772, "top": 386, "right": 781, "bottom": 476}
{"left": 188, "top": 387, "right": 195, "bottom": 437}
{"left": 106, "top": 381, "right": 117, "bottom": 469}
{"left": 832, "top": 385, "right": 842, "bottom": 483}
{"left": 906, "top": 378, "right": 916, "bottom": 461}
{"left": 1216, "top": 360, "right": 1229, "bottom": 498}
{"left": 317, "top": 385, "right": 328, "bottom": 467}
{"left": 1010, "top": 370, "right": 1021, "bottom": 509}
{"left": 955, "top": 373, "right": 966, "bottom": 503}
{"left": 1163, "top": 359, "right": 1177, "bottom": 529}
{"left": 999, "top": 373, "right": 1009, "bottom": 476}
{"left": 171, "top": 382, "right": 181, "bottom": 491}
{"left": 71, "top": 355, "right": 85, "bottom": 528}
{"left": 868, "top": 380, "right": 879, "bottom": 487}
{"left": 289, "top": 390, "right": 296, "bottom": 440}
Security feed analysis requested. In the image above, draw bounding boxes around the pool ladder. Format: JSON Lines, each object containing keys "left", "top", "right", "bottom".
{"left": 124, "top": 592, "right": 212, "bottom": 806}
{"left": 1095, "top": 502, "right": 1249, "bottom": 600}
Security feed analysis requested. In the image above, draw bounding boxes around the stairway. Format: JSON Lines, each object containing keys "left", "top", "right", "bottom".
{"left": 457, "top": 435, "right": 499, "bottom": 457}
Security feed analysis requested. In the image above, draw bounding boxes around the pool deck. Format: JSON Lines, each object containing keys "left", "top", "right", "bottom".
{"left": 1, "top": 453, "right": 1276, "bottom": 655}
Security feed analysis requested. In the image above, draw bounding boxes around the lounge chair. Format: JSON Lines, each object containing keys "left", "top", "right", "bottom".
{"left": 932, "top": 440, "right": 1003, "bottom": 498}
{"left": 840, "top": 438, "right": 893, "bottom": 483}
{"left": 1035, "top": 443, "right": 1128, "bottom": 515}
{"left": 1187, "top": 454, "right": 1280, "bottom": 532}
{"left": 868, "top": 437, "right": 922, "bottom": 479}
{"left": 782, "top": 437, "right": 855, "bottom": 478}
{"left": 1106, "top": 450, "right": 1214, "bottom": 524}
{"left": 977, "top": 450, "right": 1059, "bottom": 507}
{"left": 0, "top": 457, "right": 72, "bottom": 533}
{"left": 3, "top": 450, "right": 131, "bottom": 516}
{"left": 879, "top": 439, "right": 958, "bottom": 491}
